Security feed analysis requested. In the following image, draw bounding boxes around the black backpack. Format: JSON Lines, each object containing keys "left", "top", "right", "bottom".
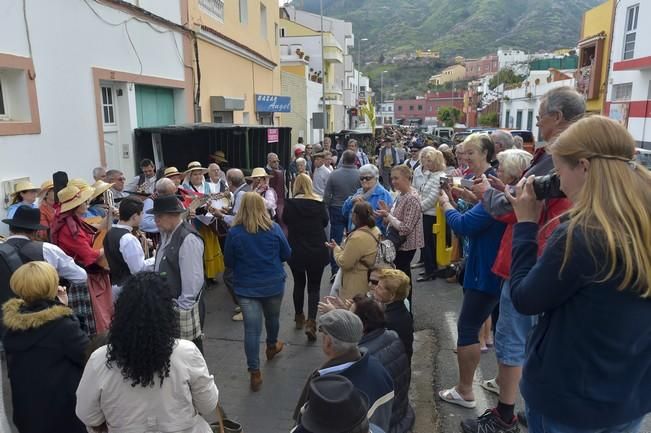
{"left": 0, "top": 242, "right": 26, "bottom": 308}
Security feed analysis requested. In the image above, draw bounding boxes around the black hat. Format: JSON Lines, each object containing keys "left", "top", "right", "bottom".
{"left": 2, "top": 205, "right": 47, "bottom": 231}
{"left": 145, "top": 195, "right": 186, "bottom": 214}
{"left": 299, "top": 375, "right": 369, "bottom": 433}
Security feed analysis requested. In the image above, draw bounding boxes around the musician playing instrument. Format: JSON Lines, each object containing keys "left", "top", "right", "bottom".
{"left": 103, "top": 197, "right": 150, "bottom": 300}
{"left": 181, "top": 161, "right": 225, "bottom": 281}
{"left": 51, "top": 184, "right": 113, "bottom": 333}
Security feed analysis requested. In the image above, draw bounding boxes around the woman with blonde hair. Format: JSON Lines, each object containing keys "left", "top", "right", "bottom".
{"left": 3, "top": 262, "right": 88, "bottom": 433}
{"left": 412, "top": 146, "right": 446, "bottom": 281}
{"left": 283, "top": 174, "right": 329, "bottom": 341}
{"left": 506, "top": 115, "right": 651, "bottom": 433}
{"left": 223, "top": 192, "right": 291, "bottom": 392}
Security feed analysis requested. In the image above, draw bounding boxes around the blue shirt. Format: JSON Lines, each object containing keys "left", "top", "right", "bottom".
{"left": 7, "top": 202, "right": 36, "bottom": 219}
{"left": 445, "top": 202, "right": 505, "bottom": 295}
{"left": 223, "top": 222, "right": 291, "bottom": 298}
{"left": 342, "top": 184, "right": 394, "bottom": 234}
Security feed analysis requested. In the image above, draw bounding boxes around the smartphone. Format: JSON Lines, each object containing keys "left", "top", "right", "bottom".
{"left": 460, "top": 178, "right": 475, "bottom": 189}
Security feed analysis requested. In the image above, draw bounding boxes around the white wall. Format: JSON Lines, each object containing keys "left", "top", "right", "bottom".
{"left": 307, "top": 80, "right": 322, "bottom": 144}
{"left": 0, "top": 0, "right": 188, "bottom": 228}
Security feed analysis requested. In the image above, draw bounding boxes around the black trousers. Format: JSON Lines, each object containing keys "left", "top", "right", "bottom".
{"left": 394, "top": 249, "right": 416, "bottom": 309}
{"left": 290, "top": 262, "right": 326, "bottom": 320}
{"left": 422, "top": 214, "right": 438, "bottom": 274}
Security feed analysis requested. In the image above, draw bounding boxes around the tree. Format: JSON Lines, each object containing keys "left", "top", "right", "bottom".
{"left": 360, "top": 96, "right": 377, "bottom": 137}
{"left": 478, "top": 112, "right": 499, "bottom": 127}
{"left": 489, "top": 68, "right": 525, "bottom": 90}
{"left": 437, "top": 106, "right": 461, "bottom": 127}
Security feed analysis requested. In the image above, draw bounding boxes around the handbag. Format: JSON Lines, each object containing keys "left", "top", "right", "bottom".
{"left": 386, "top": 226, "right": 407, "bottom": 250}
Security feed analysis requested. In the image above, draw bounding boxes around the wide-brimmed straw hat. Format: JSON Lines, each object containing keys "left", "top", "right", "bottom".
{"left": 184, "top": 161, "right": 208, "bottom": 176}
{"left": 164, "top": 167, "right": 182, "bottom": 178}
{"left": 246, "top": 167, "right": 272, "bottom": 180}
{"left": 12, "top": 181, "right": 39, "bottom": 196}
{"left": 89, "top": 180, "right": 114, "bottom": 201}
{"left": 209, "top": 150, "right": 228, "bottom": 164}
{"left": 37, "top": 180, "right": 54, "bottom": 198}
{"left": 58, "top": 184, "right": 95, "bottom": 213}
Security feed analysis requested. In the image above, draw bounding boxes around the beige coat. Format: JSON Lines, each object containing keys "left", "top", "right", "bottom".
{"left": 334, "top": 226, "right": 380, "bottom": 299}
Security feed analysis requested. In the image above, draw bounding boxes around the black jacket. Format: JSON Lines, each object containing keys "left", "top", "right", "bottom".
{"left": 384, "top": 301, "right": 414, "bottom": 360}
{"left": 2, "top": 298, "right": 89, "bottom": 433}
{"left": 360, "top": 329, "right": 414, "bottom": 433}
{"left": 283, "top": 197, "right": 329, "bottom": 268}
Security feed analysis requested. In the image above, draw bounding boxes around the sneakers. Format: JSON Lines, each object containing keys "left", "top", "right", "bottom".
{"left": 231, "top": 312, "right": 243, "bottom": 321}
{"left": 461, "top": 409, "right": 520, "bottom": 433}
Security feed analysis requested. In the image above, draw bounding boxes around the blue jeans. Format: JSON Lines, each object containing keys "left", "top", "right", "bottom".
{"left": 237, "top": 294, "right": 283, "bottom": 371}
{"left": 329, "top": 206, "right": 346, "bottom": 273}
{"left": 495, "top": 279, "right": 535, "bottom": 366}
{"left": 526, "top": 407, "right": 643, "bottom": 433}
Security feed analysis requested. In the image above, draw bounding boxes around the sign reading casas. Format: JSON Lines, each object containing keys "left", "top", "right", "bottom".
{"left": 256, "top": 94, "right": 291, "bottom": 113}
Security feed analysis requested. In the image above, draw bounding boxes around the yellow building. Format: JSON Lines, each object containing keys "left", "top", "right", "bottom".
{"left": 187, "top": 0, "right": 282, "bottom": 125}
{"left": 576, "top": 0, "right": 615, "bottom": 113}
{"left": 429, "top": 64, "right": 466, "bottom": 86}
{"left": 280, "top": 18, "right": 343, "bottom": 133}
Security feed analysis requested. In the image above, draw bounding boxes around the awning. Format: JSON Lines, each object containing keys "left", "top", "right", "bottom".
{"left": 578, "top": 32, "right": 606, "bottom": 48}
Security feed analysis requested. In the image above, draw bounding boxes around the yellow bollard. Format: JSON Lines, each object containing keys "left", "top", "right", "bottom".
{"left": 433, "top": 203, "right": 452, "bottom": 268}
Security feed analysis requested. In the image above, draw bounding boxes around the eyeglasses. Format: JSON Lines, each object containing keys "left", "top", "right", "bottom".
{"left": 369, "top": 279, "right": 379, "bottom": 285}
{"left": 360, "top": 176, "right": 374, "bottom": 181}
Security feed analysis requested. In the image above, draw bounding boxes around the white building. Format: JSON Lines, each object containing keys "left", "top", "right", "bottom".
{"left": 0, "top": 0, "right": 191, "bottom": 226}
{"left": 605, "top": 0, "right": 651, "bottom": 149}
{"left": 498, "top": 48, "right": 530, "bottom": 75}
{"left": 377, "top": 101, "right": 394, "bottom": 125}
{"left": 501, "top": 70, "right": 575, "bottom": 143}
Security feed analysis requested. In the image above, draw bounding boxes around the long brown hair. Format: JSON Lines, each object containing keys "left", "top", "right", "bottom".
{"left": 233, "top": 192, "right": 273, "bottom": 233}
{"left": 551, "top": 115, "right": 651, "bottom": 297}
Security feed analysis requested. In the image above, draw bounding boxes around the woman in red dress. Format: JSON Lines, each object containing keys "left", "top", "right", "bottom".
{"left": 51, "top": 184, "right": 113, "bottom": 334}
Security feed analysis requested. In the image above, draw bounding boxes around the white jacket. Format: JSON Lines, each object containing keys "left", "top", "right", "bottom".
{"left": 414, "top": 167, "right": 444, "bottom": 216}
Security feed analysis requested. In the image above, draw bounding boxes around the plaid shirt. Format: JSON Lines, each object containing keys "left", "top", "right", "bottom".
{"left": 389, "top": 189, "right": 425, "bottom": 251}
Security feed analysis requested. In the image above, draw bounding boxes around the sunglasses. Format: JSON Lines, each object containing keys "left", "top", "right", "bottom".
{"left": 360, "top": 176, "right": 374, "bottom": 181}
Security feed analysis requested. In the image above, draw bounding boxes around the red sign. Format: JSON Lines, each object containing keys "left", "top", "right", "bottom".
{"left": 267, "top": 128, "right": 279, "bottom": 143}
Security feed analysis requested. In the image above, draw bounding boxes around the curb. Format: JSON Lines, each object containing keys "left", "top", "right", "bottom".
{"left": 410, "top": 329, "right": 440, "bottom": 433}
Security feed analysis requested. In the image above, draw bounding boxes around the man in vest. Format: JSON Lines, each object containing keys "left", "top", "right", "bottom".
{"left": 149, "top": 195, "right": 205, "bottom": 352}
{"left": 125, "top": 158, "right": 157, "bottom": 195}
{"left": 377, "top": 138, "right": 401, "bottom": 189}
{"left": 1, "top": 205, "right": 90, "bottom": 333}
{"left": 103, "top": 197, "right": 147, "bottom": 300}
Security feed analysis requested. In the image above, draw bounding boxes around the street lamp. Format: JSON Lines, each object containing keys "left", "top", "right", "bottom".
{"left": 380, "top": 70, "right": 388, "bottom": 104}
{"left": 320, "top": 0, "right": 326, "bottom": 141}
{"left": 357, "top": 37, "right": 368, "bottom": 105}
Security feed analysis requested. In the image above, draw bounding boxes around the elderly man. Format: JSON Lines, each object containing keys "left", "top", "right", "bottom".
{"left": 489, "top": 130, "right": 515, "bottom": 169}
{"left": 106, "top": 169, "right": 128, "bottom": 199}
{"left": 293, "top": 309, "right": 394, "bottom": 433}
{"left": 462, "top": 87, "right": 584, "bottom": 433}
{"left": 140, "top": 178, "right": 177, "bottom": 233}
{"left": 207, "top": 163, "right": 228, "bottom": 193}
{"left": 125, "top": 159, "right": 156, "bottom": 195}
{"left": 149, "top": 195, "right": 205, "bottom": 352}
{"left": 92, "top": 167, "right": 107, "bottom": 182}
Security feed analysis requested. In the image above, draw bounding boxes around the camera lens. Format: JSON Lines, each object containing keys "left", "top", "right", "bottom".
{"left": 533, "top": 173, "right": 566, "bottom": 200}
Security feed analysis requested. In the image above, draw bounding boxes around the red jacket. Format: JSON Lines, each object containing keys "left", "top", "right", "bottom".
{"left": 51, "top": 213, "right": 100, "bottom": 267}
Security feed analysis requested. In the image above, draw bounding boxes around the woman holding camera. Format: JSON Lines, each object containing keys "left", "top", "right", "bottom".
{"left": 506, "top": 116, "right": 651, "bottom": 433}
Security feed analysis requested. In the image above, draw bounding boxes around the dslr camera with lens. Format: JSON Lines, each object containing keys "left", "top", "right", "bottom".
{"left": 533, "top": 173, "right": 566, "bottom": 200}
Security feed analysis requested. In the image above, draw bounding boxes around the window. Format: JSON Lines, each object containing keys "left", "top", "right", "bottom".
{"left": 505, "top": 110, "right": 510, "bottom": 128}
{"left": 612, "top": 83, "right": 632, "bottom": 101}
{"left": 239, "top": 0, "right": 248, "bottom": 23}
{"left": 409, "top": 105, "right": 414, "bottom": 111}
{"left": 623, "top": 4, "right": 639, "bottom": 60}
{"left": 0, "top": 78, "right": 6, "bottom": 119}
{"left": 398, "top": 106, "right": 403, "bottom": 111}
{"left": 101, "top": 86, "right": 116, "bottom": 125}
{"left": 280, "top": 27, "right": 286, "bottom": 37}
{"left": 417, "top": 105, "right": 423, "bottom": 110}
{"left": 199, "top": 0, "right": 224, "bottom": 22}
{"left": 527, "top": 109, "right": 534, "bottom": 131}
{"left": 516, "top": 110, "right": 523, "bottom": 129}
{"left": 259, "top": 3, "right": 267, "bottom": 39}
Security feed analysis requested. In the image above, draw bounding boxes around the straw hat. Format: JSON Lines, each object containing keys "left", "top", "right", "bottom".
{"left": 37, "top": 180, "right": 54, "bottom": 198}
{"left": 164, "top": 167, "right": 182, "bottom": 178}
{"left": 246, "top": 167, "right": 272, "bottom": 180}
{"left": 90, "top": 180, "right": 114, "bottom": 201}
{"left": 13, "top": 180, "right": 39, "bottom": 196}
{"left": 68, "top": 178, "right": 93, "bottom": 193}
{"left": 58, "top": 185, "right": 95, "bottom": 213}
{"left": 209, "top": 150, "right": 228, "bottom": 164}
{"left": 184, "top": 161, "right": 208, "bottom": 176}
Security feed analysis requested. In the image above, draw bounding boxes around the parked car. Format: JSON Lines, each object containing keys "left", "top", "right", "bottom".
{"left": 507, "top": 129, "right": 535, "bottom": 153}
{"left": 434, "top": 127, "right": 454, "bottom": 139}
{"left": 635, "top": 147, "right": 651, "bottom": 170}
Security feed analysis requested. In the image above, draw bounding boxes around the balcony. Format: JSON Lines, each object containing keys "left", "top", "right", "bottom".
{"left": 323, "top": 33, "right": 344, "bottom": 64}
{"left": 325, "top": 83, "right": 343, "bottom": 96}
{"left": 199, "top": 0, "right": 224, "bottom": 22}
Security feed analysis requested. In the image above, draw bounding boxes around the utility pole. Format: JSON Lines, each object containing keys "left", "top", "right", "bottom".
{"left": 320, "top": 0, "right": 327, "bottom": 141}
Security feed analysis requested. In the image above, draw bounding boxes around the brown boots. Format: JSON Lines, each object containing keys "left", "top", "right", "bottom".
{"left": 265, "top": 341, "right": 284, "bottom": 361}
{"left": 295, "top": 313, "right": 305, "bottom": 329}
{"left": 250, "top": 370, "right": 262, "bottom": 392}
{"left": 305, "top": 319, "right": 317, "bottom": 342}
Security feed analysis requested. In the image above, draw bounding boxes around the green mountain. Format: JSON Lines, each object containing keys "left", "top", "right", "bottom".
{"left": 292, "top": 0, "right": 601, "bottom": 59}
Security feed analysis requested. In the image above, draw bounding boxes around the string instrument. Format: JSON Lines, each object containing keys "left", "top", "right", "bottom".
{"left": 133, "top": 228, "right": 152, "bottom": 259}
{"left": 91, "top": 188, "right": 115, "bottom": 270}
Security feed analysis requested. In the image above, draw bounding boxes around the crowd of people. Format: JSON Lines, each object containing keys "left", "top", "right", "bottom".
{"left": 0, "top": 86, "right": 650, "bottom": 433}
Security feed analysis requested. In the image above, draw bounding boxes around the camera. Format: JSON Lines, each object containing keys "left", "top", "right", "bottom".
{"left": 533, "top": 173, "right": 566, "bottom": 200}
{"left": 440, "top": 175, "right": 450, "bottom": 187}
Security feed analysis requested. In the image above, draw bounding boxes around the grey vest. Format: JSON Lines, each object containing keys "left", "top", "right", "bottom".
{"left": 157, "top": 222, "right": 203, "bottom": 299}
